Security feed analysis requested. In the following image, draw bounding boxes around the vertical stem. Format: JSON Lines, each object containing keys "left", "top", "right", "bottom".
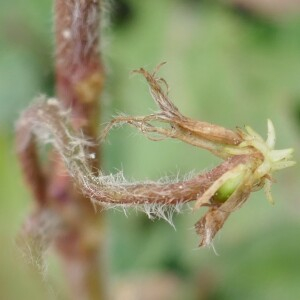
{"left": 53, "top": 1, "right": 106, "bottom": 299}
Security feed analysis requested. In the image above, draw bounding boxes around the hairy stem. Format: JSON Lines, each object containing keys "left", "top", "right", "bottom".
{"left": 17, "top": 97, "right": 258, "bottom": 248}
{"left": 52, "top": 0, "right": 105, "bottom": 299}
{"left": 18, "top": 99, "right": 253, "bottom": 206}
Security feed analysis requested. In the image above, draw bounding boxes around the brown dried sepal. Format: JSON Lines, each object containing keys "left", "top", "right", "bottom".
{"left": 134, "top": 65, "right": 242, "bottom": 145}
{"left": 195, "top": 168, "right": 254, "bottom": 246}
{"left": 102, "top": 64, "right": 252, "bottom": 159}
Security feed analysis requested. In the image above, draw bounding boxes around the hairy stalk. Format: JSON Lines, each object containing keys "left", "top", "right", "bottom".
{"left": 17, "top": 1, "right": 106, "bottom": 300}
{"left": 16, "top": 126, "right": 47, "bottom": 205}
{"left": 52, "top": 1, "right": 106, "bottom": 299}
{"left": 16, "top": 97, "right": 257, "bottom": 244}
{"left": 17, "top": 98, "right": 254, "bottom": 207}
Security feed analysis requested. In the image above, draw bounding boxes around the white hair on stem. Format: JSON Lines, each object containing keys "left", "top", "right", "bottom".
{"left": 16, "top": 97, "right": 213, "bottom": 227}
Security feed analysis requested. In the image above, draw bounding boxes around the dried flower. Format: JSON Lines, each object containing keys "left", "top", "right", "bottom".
{"left": 16, "top": 65, "right": 295, "bottom": 247}
{"left": 102, "top": 64, "right": 295, "bottom": 245}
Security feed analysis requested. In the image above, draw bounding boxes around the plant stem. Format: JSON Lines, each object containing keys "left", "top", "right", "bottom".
{"left": 53, "top": 0, "right": 106, "bottom": 299}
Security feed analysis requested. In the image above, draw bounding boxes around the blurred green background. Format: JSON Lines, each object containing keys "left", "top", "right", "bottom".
{"left": 1, "top": 0, "right": 300, "bottom": 299}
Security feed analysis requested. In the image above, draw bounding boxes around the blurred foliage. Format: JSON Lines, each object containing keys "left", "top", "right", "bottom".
{"left": 0, "top": 0, "right": 300, "bottom": 299}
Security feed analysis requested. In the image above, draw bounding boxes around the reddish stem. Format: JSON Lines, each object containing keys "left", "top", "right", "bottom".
{"left": 52, "top": 1, "right": 106, "bottom": 299}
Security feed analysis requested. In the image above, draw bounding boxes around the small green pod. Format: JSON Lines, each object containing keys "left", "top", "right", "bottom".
{"left": 214, "top": 171, "right": 244, "bottom": 203}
